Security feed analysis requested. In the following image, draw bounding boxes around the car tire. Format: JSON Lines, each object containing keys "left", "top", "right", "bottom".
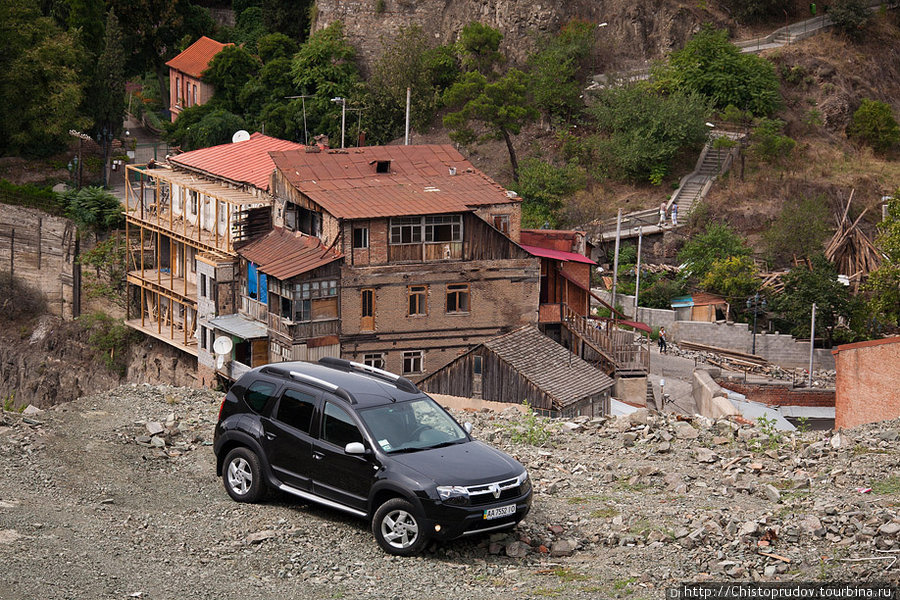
{"left": 222, "top": 447, "right": 266, "bottom": 503}
{"left": 372, "top": 498, "right": 430, "bottom": 556}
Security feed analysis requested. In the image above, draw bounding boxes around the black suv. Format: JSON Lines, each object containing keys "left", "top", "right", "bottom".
{"left": 213, "top": 357, "right": 532, "bottom": 555}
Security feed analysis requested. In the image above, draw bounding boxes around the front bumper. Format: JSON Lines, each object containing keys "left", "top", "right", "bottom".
{"left": 420, "top": 489, "right": 533, "bottom": 541}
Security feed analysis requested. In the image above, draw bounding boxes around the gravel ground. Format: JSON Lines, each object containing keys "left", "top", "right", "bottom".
{"left": 0, "top": 384, "right": 898, "bottom": 600}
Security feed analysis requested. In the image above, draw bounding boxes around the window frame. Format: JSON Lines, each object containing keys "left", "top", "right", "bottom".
{"left": 492, "top": 214, "right": 510, "bottom": 235}
{"left": 446, "top": 283, "right": 470, "bottom": 314}
{"left": 402, "top": 350, "right": 424, "bottom": 375}
{"left": 363, "top": 352, "right": 385, "bottom": 370}
{"left": 407, "top": 285, "right": 428, "bottom": 316}
{"left": 352, "top": 226, "right": 369, "bottom": 249}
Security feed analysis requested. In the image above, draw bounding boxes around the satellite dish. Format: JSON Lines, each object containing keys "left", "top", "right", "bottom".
{"left": 213, "top": 336, "right": 233, "bottom": 369}
{"left": 231, "top": 130, "right": 251, "bottom": 143}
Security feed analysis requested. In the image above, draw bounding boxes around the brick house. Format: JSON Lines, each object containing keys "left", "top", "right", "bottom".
{"left": 833, "top": 337, "right": 900, "bottom": 429}
{"left": 165, "top": 36, "right": 231, "bottom": 122}
{"left": 262, "top": 144, "right": 540, "bottom": 379}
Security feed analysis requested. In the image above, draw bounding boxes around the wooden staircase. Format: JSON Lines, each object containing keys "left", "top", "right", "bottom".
{"left": 559, "top": 305, "right": 649, "bottom": 376}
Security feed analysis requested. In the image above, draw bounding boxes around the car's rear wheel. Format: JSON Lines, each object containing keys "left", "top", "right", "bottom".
{"left": 372, "top": 498, "right": 430, "bottom": 556}
{"left": 223, "top": 447, "right": 266, "bottom": 503}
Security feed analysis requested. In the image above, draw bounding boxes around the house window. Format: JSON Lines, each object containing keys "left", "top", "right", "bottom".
{"left": 375, "top": 160, "right": 391, "bottom": 173}
{"left": 352, "top": 227, "right": 369, "bottom": 249}
{"left": 446, "top": 283, "right": 470, "bottom": 313}
{"left": 402, "top": 350, "right": 424, "bottom": 375}
{"left": 290, "top": 279, "right": 338, "bottom": 322}
{"left": 492, "top": 214, "right": 510, "bottom": 235}
{"left": 192, "top": 84, "right": 197, "bottom": 106}
{"left": 247, "top": 262, "right": 267, "bottom": 303}
{"left": 408, "top": 285, "right": 427, "bottom": 316}
{"left": 200, "top": 274, "right": 207, "bottom": 298}
{"left": 425, "top": 215, "right": 461, "bottom": 242}
{"left": 390, "top": 217, "right": 422, "bottom": 244}
{"left": 199, "top": 325, "right": 208, "bottom": 350}
{"left": 361, "top": 289, "right": 374, "bottom": 330}
{"left": 363, "top": 353, "right": 385, "bottom": 370}
{"left": 189, "top": 190, "right": 198, "bottom": 215}
{"left": 218, "top": 201, "right": 226, "bottom": 225}
{"left": 473, "top": 355, "right": 483, "bottom": 375}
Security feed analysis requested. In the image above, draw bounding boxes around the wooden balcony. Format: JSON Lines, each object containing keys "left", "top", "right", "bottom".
{"left": 267, "top": 312, "right": 340, "bottom": 342}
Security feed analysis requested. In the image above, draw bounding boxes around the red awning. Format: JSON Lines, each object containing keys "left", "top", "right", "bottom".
{"left": 520, "top": 244, "right": 596, "bottom": 265}
{"left": 618, "top": 320, "right": 652, "bottom": 334}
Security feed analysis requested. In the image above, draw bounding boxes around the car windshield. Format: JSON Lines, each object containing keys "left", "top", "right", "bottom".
{"left": 358, "top": 396, "right": 467, "bottom": 453}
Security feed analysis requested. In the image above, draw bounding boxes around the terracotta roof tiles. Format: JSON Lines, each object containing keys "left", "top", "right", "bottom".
{"left": 165, "top": 36, "right": 231, "bottom": 79}
{"left": 238, "top": 227, "right": 342, "bottom": 281}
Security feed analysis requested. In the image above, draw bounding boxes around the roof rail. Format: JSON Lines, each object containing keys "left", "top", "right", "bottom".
{"left": 318, "top": 357, "right": 419, "bottom": 394}
{"left": 288, "top": 370, "right": 355, "bottom": 403}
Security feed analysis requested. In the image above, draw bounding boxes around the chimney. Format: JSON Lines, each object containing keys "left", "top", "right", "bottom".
{"left": 314, "top": 134, "right": 329, "bottom": 150}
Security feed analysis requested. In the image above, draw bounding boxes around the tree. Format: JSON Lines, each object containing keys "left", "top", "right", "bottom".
{"left": 0, "top": 0, "right": 88, "bottom": 156}
{"left": 78, "top": 233, "right": 127, "bottom": 307}
{"left": 183, "top": 108, "right": 246, "bottom": 150}
{"left": 363, "top": 26, "right": 459, "bottom": 144}
{"left": 62, "top": 186, "right": 124, "bottom": 232}
{"left": 443, "top": 69, "right": 538, "bottom": 182}
{"left": 290, "top": 21, "right": 361, "bottom": 145}
{"left": 677, "top": 222, "right": 752, "bottom": 281}
{"left": 848, "top": 99, "right": 900, "bottom": 154}
{"left": 749, "top": 118, "right": 796, "bottom": 165}
{"left": 239, "top": 56, "right": 296, "bottom": 128}
{"left": 511, "top": 158, "right": 587, "bottom": 228}
{"left": 699, "top": 256, "right": 760, "bottom": 308}
{"left": 262, "top": 0, "right": 313, "bottom": 43}
{"left": 829, "top": 0, "right": 870, "bottom": 39}
{"left": 763, "top": 195, "right": 830, "bottom": 266}
{"left": 256, "top": 32, "right": 298, "bottom": 63}
{"left": 527, "top": 19, "right": 595, "bottom": 122}
{"left": 654, "top": 25, "right": 781, "bottom": 116}
{"left": 203, "top": 45, "right": 260, "bottom": 114}
{"left": 232, "top": 6, "right": 267, "bottom": 53}
{"left": 66, "top": 0, "right": 105, "bottom": 56}
{"left": 589, "top": 84, "right": 712, "bottom": 184}
{"left": 771, "top": 254, "right": 852, "bottom": 346}
{"left": 864, "top": 195, "right": 900, "bottom": 328}
{"left": 89, "top": 9, "right": 126, "bottom": 169}
{"left": 458, "top": 22, "right": 503, "bottom": 75}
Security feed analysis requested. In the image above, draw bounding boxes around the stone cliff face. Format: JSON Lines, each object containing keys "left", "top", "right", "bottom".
{"left": 313, "top": 0, "right": 721, "bottom": 74}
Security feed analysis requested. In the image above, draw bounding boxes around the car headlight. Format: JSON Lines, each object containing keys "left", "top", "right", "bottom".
{"left": 436, "top": 485, "right": 470, "bottom": 505}
{"left": 518, "top": 471, "right": 532, "bottom": 494}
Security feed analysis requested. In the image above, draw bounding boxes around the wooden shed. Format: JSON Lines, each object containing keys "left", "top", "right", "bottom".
{"left": 419, "top": 325, "right": 614, "bottom": 418}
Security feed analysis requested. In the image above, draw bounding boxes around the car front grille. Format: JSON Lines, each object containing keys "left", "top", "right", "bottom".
{"left": 466, "top": 476, "right": 522, "bottom": 506}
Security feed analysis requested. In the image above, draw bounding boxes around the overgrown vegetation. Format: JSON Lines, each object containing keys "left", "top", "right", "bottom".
{"left": 78, "top": 233, "right": 127, "bottom": 307}
{"left": 848, "top": 99, "right": 900, "bottom": 154}
{"left": 78, "top": 311, "right": 141, "bottom": 376}
{"left": 504, "top": 402, "right": 554, "bottom": 446}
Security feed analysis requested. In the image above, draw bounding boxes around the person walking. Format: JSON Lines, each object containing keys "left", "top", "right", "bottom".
{"left": 658, "top": 326, "right": 668, "bottom": 354}
{"left": 671, "top": 203, "right": 678, "bottom": 226}
{"left": 658, "top": 201, "right": 667, "bottom": 227}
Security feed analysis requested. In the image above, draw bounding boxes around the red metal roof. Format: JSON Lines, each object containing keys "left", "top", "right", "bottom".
{"left": 268, "top": 145, "right": 520, "bottom": 219}
{"left": 238, "top": 228, "right": 342, "bottom": 281}
{"left": 520, "top": 244, "right": 596, "bottom": 265}
{"left": 165, "top": 36, "right": 232, "bottom": 79}
{"left": 170, "top": 133, "right": 303, "bottom": 191}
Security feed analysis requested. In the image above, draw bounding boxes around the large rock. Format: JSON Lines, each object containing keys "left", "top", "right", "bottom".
{"left": 550, "top": 539, "right": 578, "bottom": 557}
{"left": 505, "top": 541, "right": 531, "bottom": 558}
{"left": 674, "top": 422, "right": 699, "bottom": 440}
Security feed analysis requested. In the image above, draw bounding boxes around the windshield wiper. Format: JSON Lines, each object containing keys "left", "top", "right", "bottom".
{"left": 424, "top": 440, "right": 462, "bottom": 450}
{"left": 389, "top": 446, "right": 426, "bottom": 454}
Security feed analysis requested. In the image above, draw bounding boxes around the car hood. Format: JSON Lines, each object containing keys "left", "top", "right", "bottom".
{"left": 389, "top": 440, "right": 523, "bottom": 486}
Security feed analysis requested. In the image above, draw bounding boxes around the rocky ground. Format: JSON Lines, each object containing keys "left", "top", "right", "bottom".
{"left": 0, "top": 384, "right": 898, "bottom": 599}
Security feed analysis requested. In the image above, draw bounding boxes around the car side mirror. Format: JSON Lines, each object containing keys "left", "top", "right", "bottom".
{"left": 345, "top": 442, "right": 367, "bottom": 455}
{"left": 463, "top": 422, "right": 473, "bottom": 434}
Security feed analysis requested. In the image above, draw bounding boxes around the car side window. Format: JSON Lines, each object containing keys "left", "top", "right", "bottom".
{"left": 276, "top": 388, "right": 316, "bottom": 434}
{"left": 322, "top": 401, "right": 363, "bottom": 448}
{"left": 245, "top": 380, "right": 277, "bottom": 413}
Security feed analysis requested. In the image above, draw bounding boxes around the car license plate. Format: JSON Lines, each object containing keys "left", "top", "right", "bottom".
{"left": 483, "top": 504, "right": 516, "bottom": 520}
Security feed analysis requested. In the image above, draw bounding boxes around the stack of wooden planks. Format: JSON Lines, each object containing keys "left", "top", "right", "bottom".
{"left": 825, "top": 189, "right": 882, "bottom": 292}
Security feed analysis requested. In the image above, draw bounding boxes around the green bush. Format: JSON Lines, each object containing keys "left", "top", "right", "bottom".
{"left": 828, "top": 0, "right": 870, "bottom": 39}
{"left": 677, "top": 222, "right": 752, "bottom": 282}
{"left": 527, "top": 19, "right": 595, "bottom": 122}
{"left": 763, "top": 195, "right": 830, "bottom": 266}
{"left": 848, "top": 99, "right": 900, "bottom": 154}
{"left": 60, "top": 186, "right": 124, "bottom": 232}
{"left": 78, "top": 312, "right": 141, "bottom": 376}
{"left": 0, "top": 179, "right": 67, "bottom": 216}
{"left": 512, "top": 158, "right": 587, "bottom": 228}
{"left": 750, "top": 118, "right": 796, "bottom": 165}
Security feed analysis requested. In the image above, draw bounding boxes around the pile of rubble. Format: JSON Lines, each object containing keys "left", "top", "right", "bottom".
{"left": 668, "top": 343, "right": 836, "bottom": 387}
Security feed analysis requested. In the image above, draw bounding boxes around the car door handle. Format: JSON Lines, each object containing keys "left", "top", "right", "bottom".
{"left": 265, "top": 432, "right": 276, "bottom": 440}
{"left": 313, "top": 451, "right": 324, "bottom": 460}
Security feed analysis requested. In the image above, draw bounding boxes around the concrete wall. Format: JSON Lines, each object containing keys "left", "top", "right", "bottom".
{"left": 834, "top": 337, "right": 900, "bottom": 429}
{"left": 692, "top": 368, "right": 740, "bottom": 419}
{"left": 0, "top": 205, "right": 78, "bottom": 318}
{"left": 671, "top": 321, "right": 836, "bottom": 370}
{"left": 714, "top": 378, "right": 835, "bottom": 408}
{"left": 614, "top": 375, "right": 648, "bottom": 407}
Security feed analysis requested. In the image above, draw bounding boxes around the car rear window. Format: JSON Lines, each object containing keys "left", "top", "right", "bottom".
{"left": 245, "top": 380, "right": 277, "bottom": 413}
{"left": 277, "top": 388, "right": 316, "bottom": 434}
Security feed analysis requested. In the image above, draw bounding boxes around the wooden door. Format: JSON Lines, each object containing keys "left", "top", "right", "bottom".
{"left": 360, "top": 289, "right": 374, "bottom": 331}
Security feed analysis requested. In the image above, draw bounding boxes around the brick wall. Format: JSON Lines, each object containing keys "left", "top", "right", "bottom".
{"left": 714, "top": 379, "right": 835, "bottom": 408}
{"left": 834, "top": 337, "right": 900, "bottom": 429}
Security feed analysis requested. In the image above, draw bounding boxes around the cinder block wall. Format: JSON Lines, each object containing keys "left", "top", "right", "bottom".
{"left": 834, "top": 338, "right": 900, "bottom": 428}
{"left": 715, "top": 379, "right": 835, "bottom": 407}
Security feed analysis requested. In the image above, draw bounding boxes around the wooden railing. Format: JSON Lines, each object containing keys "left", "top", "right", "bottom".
{"left": 561, "top": 304, "right": 650, "bottom": 374}
{"left": 267, "top": 313, "right": 340, "bottom": 342}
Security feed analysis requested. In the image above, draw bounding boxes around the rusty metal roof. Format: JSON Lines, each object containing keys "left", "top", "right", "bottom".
{"left": 269, "top": 145, "right": 520, "bottom": 219}
{"left": 165, "top": 36, "right": 231, "bottom": 79}
{"left": 520, "top": 244, "right": 596, "bottom": 265}
{"left": 484, "top": 325, "right": 614, "bottom": 408}
{"left": 170, "top": 133, "right": 302, "bottom": 192}
{"left": 238, "top": 227, "right": 342, "bottom": 280}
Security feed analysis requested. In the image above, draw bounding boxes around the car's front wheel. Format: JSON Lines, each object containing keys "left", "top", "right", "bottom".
{"left": 222, "top": 447, "right": 266, "bottom": 503}
{"left": 372, "top": 498, "right": 430, "bottom": 556}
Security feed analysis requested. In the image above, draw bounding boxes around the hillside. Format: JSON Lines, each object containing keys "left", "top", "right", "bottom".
{"left": 1, "top": 386, "right": 897, "bottom": 598}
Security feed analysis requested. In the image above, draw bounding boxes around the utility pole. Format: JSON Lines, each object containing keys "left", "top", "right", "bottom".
{"left": 611, "top": 208, "right": 622, "bottom": 320}
{"left": 633, "top": 224, "right": 643, "bottom": 319}
{"left": 808, "top": 303, "right": 816, "bottom": 387}
{"left": 404, "top": 87, "right": 411, "bottom": 145}
{"left": 331, "top": 97, "right": 347, "bottom": 148}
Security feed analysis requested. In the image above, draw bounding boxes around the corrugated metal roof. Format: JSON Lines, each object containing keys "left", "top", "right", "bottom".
{"left": 484, "top": 325, "right": 614, "bottom": 408}
{"left": 238, "top": 227, "right": 342, "bottom": 280}
{"left": 170, "top": 133, "right": 303, "bottom": 191}
{"left": 165, "top": 36, "right": 231, "bottom": 79}
{"left": 269, "top": 145, "right": 519, "bottom": 219}
{"left": 208, "top": 314, "right": 268, "bottom": 340}
{"left": 520, "top": 244, "right": 596, "bottom": 265}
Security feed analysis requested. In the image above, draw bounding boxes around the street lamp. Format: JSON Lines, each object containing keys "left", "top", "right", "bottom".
{"left": 69, "top": 129, "right": 92, "bottom": 189}
{"left": 331, "top": 97, "right": 347, "bottom": 148}
{"left": 746, "top": 292, "right": 767, "bottom": 355}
